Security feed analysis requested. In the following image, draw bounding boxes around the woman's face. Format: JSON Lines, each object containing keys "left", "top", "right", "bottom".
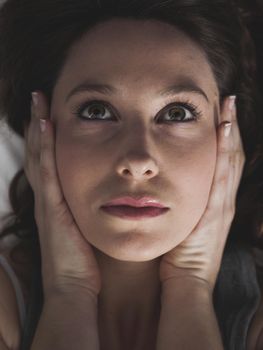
{"left": 51, "top": 18, "right": 220, "bottom": 262}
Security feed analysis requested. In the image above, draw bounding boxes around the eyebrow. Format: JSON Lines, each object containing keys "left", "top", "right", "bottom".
{"left": 65, "top": 78, "right": 209, "bottom": 103}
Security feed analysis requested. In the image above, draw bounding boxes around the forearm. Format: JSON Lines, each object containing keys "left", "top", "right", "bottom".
{"left": 30, "top": 290, "right": 100, "bottom": 350}
{"left": 156, "top": 278, "right": 223, "bottom": 350}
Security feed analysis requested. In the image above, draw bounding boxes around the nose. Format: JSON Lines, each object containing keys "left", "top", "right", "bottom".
{"left": 116, "top": 153, "right": 159, "bottom": 181}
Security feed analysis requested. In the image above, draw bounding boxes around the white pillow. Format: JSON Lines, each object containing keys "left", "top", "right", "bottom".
{"left": 0, "top": 118, "right": 25, "bottom": 234}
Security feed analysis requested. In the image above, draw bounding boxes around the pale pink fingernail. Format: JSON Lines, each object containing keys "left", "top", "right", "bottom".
{"left": 224, "top": 122, "right": 232, "bottom": 137}
{"left": 32, "top": 92, "right": 39, "bottom": 107}
{"left": 228, "top": 95, "right": 236, "bottom": 113}
{"left": 40, "top": 119, "right": 46, "bottom": 133}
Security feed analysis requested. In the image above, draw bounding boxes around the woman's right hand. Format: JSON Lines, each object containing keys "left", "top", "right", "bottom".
{"left": 23, "top": 91, "right": 101, "bottom": 300}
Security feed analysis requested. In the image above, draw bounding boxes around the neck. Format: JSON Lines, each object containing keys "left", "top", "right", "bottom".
{"left": 93, "top": 247, "right": 162, "bottom": 350}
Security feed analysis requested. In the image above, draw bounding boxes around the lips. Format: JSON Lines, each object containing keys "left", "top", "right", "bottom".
{"left": 102, "top": 196, "right": 167, "bottom": 208}
{"left": 101, "top": 196, "right": 169, "bottom": 220}
{"left": 101, "top": 205, "right": 169, "bottom": 220}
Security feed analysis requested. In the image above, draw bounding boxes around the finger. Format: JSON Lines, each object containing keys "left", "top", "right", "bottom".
{"left": 226, "top": 101, "right": 246, "bottom": 211}
{"left": 205, "top": 96, "right": 234, "bottom": 214}
{"left": 36, "top": 91, "right": 65, "bottom": 210}
{"left": 224, "top": 100, "right": 236, "bottom": 217}
{"left": 23, "top": 97, "right": 41, "bottom": 187}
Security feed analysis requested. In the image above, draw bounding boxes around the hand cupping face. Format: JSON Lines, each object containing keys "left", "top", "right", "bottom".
{"left": 159, "top": 95, "right": 246, "bottom": 292}
{"left": 23, "top": 91, "right": 102, "bottom": 299}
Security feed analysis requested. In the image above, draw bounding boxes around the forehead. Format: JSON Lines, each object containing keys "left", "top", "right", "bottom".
{"left": 54, "top": 18, "right": 218, "bottom": 99}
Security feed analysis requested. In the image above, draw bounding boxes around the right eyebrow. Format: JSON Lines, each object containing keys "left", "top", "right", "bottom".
{"left": 65, "top": 81, "right": 117, "bottom": 103}
{"left": 65, "top": 77, "right": 210, "bottom": 103}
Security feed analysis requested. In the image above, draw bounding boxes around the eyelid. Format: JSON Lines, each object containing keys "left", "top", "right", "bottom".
{"left": 70, "top": 97, "right": 203, "bottom": 122}
{"left": 71, "top": 99, "right": 118, "bottom": 119}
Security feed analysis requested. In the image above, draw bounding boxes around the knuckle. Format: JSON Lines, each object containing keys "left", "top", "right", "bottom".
{"left": 28, "top": 148, "right": 39, "bottom": 160}
{"left": 39, "top": 163, "right": 52, "bottom": 182}
{"left": 219, "top": 146, "right": 229, "bottom": 154}
{"left": 41, "top": 134, "right": 51, "bottom": 150}
{"left": 218, "top": 175, "right": 228, "bottom": 185}
{"left": 207, "top": 195, "right": 221, "bottom": 212}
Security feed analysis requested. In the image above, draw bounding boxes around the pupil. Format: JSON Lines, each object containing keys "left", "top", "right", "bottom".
{"left": 90, "top": 104, "right": 105, "bottom": 117}
{"left": 169, "top": 107, "right": 185, "bottom": 120}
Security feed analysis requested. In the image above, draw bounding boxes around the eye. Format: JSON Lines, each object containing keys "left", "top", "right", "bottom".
{"left": 74, "top": 101, "right": 113, "bottom": 121}
{"left": 160, "top": 102, "right": 201, "bottom": 123}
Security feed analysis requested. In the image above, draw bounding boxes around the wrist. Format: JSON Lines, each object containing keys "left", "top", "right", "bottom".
{"left": 157, "top": 277, "right": 223, "bottom": 350}
{"left": 44, "top": 283, "right": 99, "bottom": 305}
{"left": 32, "top": 285, "right": 100, "bottom": 350}
{"left": 161, "top": 276, "right": 213, "bottom": 302}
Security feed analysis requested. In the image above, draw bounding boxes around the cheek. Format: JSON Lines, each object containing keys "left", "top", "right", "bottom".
{"left": 170, "top": 130, "right": 217, "bottom": 232}
{"left": 55, "top": 133, "right": 106, "bottom": 199}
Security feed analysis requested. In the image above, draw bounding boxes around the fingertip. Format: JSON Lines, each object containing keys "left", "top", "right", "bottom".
{"left": 216, "top": 121, "right": 232, "bottom": 152}
{"left": 33, "top": 90, "right": 51, "bottom": 121}
{"left": 229, "top": 96, "right": 237, "bottom": 124}
{"left": 220, "top": 95, "right": 236, "bottom": 125}
{"left": 223, "top": 121, "right": 232, "bottom": 138}
{"left": 220, "top": 95, "right": 236, "bottom": 140}
{"left": 40, "top": 119, "right": 47, "bottom": 133}
{"left": 40, "top": 118, "right": 56, "bottom": 147}
{"left": 228, "top": 95, "right": 236, "bottom": 114}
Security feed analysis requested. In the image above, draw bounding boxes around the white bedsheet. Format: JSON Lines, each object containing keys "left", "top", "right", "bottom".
{"left": 0, "top": 119, "right": 25, "bottom": 245}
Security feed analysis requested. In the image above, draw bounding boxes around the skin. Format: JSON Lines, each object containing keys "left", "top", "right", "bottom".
{"left": 48, "top": 18, "right": 222, "bottom": 347}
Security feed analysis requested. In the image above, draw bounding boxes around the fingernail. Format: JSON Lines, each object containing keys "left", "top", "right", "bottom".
{"left": 40, "top": 119, "right": 46, "bottom": 133}
{"left": 228, "top": 95, "right": 236, "bottom": 113}
{"left": 224, "top": 122, "right": 232, "bottom": 137}
{"left": 31, "top": 92, "right": 38, "bottom": 107}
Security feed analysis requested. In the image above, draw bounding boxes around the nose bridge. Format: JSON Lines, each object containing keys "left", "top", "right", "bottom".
{"left": 124, "top": 118, "right": 152, "bottom": 154}
{"left": 116, "top": 119, "right": 159, "bottom": 180}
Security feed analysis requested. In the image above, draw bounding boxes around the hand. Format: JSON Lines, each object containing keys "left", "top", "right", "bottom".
{"left": 159, "top": 96, "right": 245, "bottom": 292}
{"left": 24, "top": 91, "right": 101, "bottom": 299}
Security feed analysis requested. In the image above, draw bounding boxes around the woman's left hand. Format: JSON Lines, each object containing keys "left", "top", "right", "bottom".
{"left": 159, "top": 96, "right": 245, "bottom": 292}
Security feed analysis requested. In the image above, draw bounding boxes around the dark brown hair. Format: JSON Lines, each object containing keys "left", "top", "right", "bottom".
{"left": 0, "top": 0, "right": 262, "bottom": 348}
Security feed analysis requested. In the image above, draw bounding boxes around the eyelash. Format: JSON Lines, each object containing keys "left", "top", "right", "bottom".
{"left": 71, "top": 99, "right": 202, "bottom": 124}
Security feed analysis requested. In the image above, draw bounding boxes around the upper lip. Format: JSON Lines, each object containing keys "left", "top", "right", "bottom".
{"left": 102, "top": 195, "right": 169, "bottom": 208}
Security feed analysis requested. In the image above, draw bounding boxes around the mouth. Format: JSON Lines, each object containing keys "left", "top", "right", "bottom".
{"left": 100, "top": 205, "right": 170, "bottom": 220}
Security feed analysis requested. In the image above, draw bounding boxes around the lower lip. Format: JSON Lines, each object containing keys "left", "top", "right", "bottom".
{"left": 101, "top": 205, "right": 169, "bottom": 220}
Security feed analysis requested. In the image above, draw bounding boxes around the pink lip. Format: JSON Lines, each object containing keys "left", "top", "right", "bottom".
{"left": 101, "top": 206, "right": 169, "bottom": 220}
{"left": 102, "top": 196, "right": 167, "bottom": 208}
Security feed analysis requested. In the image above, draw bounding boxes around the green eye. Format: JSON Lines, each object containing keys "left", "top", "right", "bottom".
{"left": 163, "top": 105, "right": 195, "bottom": 122}
{"left": 79, "top": 102, "right": 112, "bottom": 120}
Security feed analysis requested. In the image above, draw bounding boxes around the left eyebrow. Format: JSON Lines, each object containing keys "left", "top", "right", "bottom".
{"left": 65, "top": 77, "right": 209, "bottom": 103}
{"left": 158, "top": 81, "right": 209, "bottom": 102}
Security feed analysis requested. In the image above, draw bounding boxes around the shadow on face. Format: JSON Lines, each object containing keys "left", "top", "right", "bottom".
{"left": 51, "top": 18, "right": 219, "bottom": 262}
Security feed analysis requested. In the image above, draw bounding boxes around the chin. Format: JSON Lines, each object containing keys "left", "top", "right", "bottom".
{"left": 107, "top": 251, "right": 160, "bottom": 262}
{"left": 95, "top": 239, "right": 169, "bottom": 262}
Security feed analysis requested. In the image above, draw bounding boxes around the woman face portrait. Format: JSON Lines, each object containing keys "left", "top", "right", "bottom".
{"left": 50, "top": 18, "right": 220, "bottom": 262}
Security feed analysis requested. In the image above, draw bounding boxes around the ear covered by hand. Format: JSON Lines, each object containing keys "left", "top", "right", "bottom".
{"left": 23, "top": 91, "right": 102, "bottom": 299}
{"left": 159, "top": 95, "right": 245, "bottom": 292}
